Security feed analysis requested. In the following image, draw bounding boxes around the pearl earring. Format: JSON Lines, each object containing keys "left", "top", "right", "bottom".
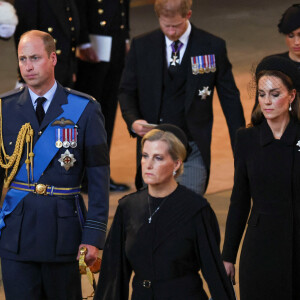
{"left": 289, "top": 102, "right": 292, "bottom": 111}
{"left": 173, "top": 170, "right": 176, "bottom": 176}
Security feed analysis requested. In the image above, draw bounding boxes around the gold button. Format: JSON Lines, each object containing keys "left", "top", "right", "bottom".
{"left": 121, "top": 12, "right": 125, "bottom": 16}
{"left": 66, "top": 6, "right": 70, "bottom": 11}
{"left": 72, "top": 47, "right": 75, "bottom": 52}
{"left": 9, "top": 141, "right": 12, "bottom": 145}
{"left": 69, "top": 17, "right": 73, "bottom": 21}
{"left": 35, "top": 184, "right": 47, "bottom": 195}
{"left": 100, "top": 21, "right": 106, "bottom": 26}
{"left": 71, "top": 26, "right": 75, "bottom": 31}
{"left": 48, "top": 27, "right": 53, "bottom": 33}
{"left": 120, "top": 0, "right": 123, "bottom": 3}
{"left": 98, "top": 0, "right": 102, "bottom": 2}
{"left": 120, "top": 25, "right": 125, "bottom": 29}
{"left": 56, "top": 49, "right": 62, "bottom": 55}
{"left": 54, "top": 39, "right": 57, "bottom": 43}
{"left": 98, "top": 9, "right": 104, "bottom": 14}
{"left": 38, "top": 131, "right": 42, "bottom": 136}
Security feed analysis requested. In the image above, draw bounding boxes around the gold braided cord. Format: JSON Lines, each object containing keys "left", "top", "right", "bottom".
{"left": 0, "top": 99, "right": 34, "bottom": 188}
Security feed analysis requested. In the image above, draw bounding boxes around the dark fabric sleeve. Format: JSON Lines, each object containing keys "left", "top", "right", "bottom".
{"left": 119, "top": 38, "right": 142, "bottom": 135}
{"left": 222, "top": 129, "right": 251, "bottom": 263}
{"left": 74, "top": 0, "right": 90, "bottom": 45}
{"left": 81, "top": 101, "right": 109, "bottom": 249}
{"left": 94, "top": 206, "right": 132, "bottom": 300}
{"left": 215, "top": 39, "right": 245, "bottom": 151}
{"left": 196, "top": 205, "right": 236, "bottom": 300}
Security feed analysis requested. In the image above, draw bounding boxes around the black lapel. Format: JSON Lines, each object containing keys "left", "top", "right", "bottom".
{"left": 152, "top": 185, "right": 208, "bottom": 251}
{"left": 39, "top": 83, "right": 66, "bottom": 130}
{"left": 147, "top": 31, "right": 165, "bottom": 123}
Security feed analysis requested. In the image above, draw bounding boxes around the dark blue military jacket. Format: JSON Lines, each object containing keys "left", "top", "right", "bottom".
{"left": 0, "top": 83, "right": 109, "bottom": 262}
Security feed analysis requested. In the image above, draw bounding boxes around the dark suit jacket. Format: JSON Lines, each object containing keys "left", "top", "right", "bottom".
{"left": 0, "top": 84, "right": 109, "bottom": 262}
{"left": 95, "top": 185, "right": 236, "bottom": 300}
{"left": 76, "top": 0, "right": 130, "bottom": 44}
{"left": 119, "top": 26, "right": 245, "bottom": 177}
{"left": 222, "top": 119, "right": 300, "bottom": 300}
{"left": 14, "top": 0, "right": 80, "bottom": 86}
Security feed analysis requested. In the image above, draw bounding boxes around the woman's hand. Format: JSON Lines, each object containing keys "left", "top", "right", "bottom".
{"left": 223, "top": 261, "right": 236, "bottom": 285}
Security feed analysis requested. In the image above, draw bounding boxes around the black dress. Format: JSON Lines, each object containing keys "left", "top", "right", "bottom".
{"left": 94, "top": 184, "right": 235, "bottom": 300}
{"left": 222, "top": 119, "right": 300, "bottom": 300}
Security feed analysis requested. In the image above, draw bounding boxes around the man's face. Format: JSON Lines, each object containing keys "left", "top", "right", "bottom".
{"left": 18, "top": 35, "right": 56, "bottom": 94}
{"left": 158, "top": 11, "right": 191, "bottom": 41}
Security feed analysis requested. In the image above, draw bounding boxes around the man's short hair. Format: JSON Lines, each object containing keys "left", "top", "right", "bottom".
{"left": 154, "top": 0, "right": 192, "bottom": 18}
{"left": 19, "top": 30, "right": 56, "bottom": 57}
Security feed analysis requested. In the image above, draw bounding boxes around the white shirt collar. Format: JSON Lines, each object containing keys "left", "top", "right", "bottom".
{"left": 165, "top": 21, "right": 191, "bottom": 48}
{"left": 29, "top": 81, "right": 57, "bottom": 112}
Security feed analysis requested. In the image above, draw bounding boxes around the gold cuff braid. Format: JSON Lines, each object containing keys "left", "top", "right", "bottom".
{"left": 0, "top": 98, "right": 34, "bottom": 188}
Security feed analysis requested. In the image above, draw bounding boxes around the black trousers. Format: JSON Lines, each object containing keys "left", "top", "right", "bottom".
{"left": 75, "top": 35, "right": 126, "bottom": 151}
{"left": 1, "top": 258, "right": 82, "bottom": 300}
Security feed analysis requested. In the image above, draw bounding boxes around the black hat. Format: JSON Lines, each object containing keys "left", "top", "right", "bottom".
{"left": 278, "top": 4, "right": 300, "bottom": 34}
{"left": 255, "top": 55, "right": 300, "bottom": 91}
{"left": 155, "top": 123, "right": 190, "bottom": 153}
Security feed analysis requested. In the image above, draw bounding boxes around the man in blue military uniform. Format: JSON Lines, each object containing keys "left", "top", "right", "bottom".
{"left": 0, "top": 30, "right": 109, "bottom": 300}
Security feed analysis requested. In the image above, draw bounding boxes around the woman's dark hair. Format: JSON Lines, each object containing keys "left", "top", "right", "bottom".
{"left": 251, "top": 70, "right": 300, "bottom": 126}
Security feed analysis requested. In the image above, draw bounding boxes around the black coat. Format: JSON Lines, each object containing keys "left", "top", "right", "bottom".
{"left": 222, "top": 119, "right": 300, "bottom": 300}
{"left": 14, "top": 0, "right": 80, "bottom": 86}
{"left": 95, "top": 185, "right": 236, "bottom": 300}
{"left": 119, "top": 26, "right": 245, "bottom": 180}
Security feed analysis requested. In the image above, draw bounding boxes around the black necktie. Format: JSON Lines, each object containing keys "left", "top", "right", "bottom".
{"left": 169, "top": 40, "right": 182, "bottom": 76}
{"left": 36, "top": 97, "right": 46, "bottom": 125}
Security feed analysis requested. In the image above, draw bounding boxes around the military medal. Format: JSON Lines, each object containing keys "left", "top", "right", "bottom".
{"left": 191, "top": 57, "right": 199, "bottom": 75}
{"left": 198, "top": 86, "right": 211, "bottom": 100}
{"left": 170, "top": 41, "right": 183, "bottom": 67}
{"left": 198, "top": 56, "right": 205, "bottom": 74}
{"left": 70, "top": 128, "right": 77, "bottom": 148}
{"left": 55, "top": 129, "right": 63, "bottom": 148}
{"left": 297, "top": 140, "right": 300, "bottom": 151}
{"left": 204, "top": 55, "right": 210, "bottom": 73}
{"left": 210, "top": 54, "right": 216, "bottom": 72}
{"left": 62, "top": 128, "right": 70, "bottom": 148}
{"left": 58, "top": 149, "right": 76, "bottom": 171}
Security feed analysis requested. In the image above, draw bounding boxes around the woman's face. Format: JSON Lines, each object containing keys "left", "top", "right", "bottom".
{"left": 285, "top": 27, "right": 300, "bottom": 60}
{"left": 258, "top": 75, "right": 295, "bottom": 122}
{"left": 141, "top": 140, "right": 180, "bottom": 187}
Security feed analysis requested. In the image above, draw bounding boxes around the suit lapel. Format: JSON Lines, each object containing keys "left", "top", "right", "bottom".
{"left": 148, "top": 31, "right": 164, "bottom": 123}
{"left": 16, "top": 88, "right": 40, "bottom": 130}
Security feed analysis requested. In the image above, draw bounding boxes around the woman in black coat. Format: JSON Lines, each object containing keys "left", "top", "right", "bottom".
{"left": 253, "top": 4, "right": 300, "bottom": 111}
{"left": 222, "top": 56, "right": 300, "bottom": 299}
{"left": 94, "top": 124, "right": 235, "bottom": 300}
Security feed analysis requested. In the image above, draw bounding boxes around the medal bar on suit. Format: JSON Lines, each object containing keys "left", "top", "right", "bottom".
{"left": 70, "top": 128, "right": 77, "bottom": 148}
{"left": 62, "top": 128, "right": 70, "bottom": 148}
{"left": 191, "top": 57, "right": 199, "bottom": 75}
{"left": 55, "top": 128, "right": 63, "bottom": 148}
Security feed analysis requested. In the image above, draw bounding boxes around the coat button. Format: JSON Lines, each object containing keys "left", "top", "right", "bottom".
{"left": 48, "top": 27, "right": 53, "bottom": 33}
{"left": 98, "top": 9, "right": 104, "bottom": 14}
{"left": 120, "top": 25, "right": 124, "bottom": 29}
{"left": 56, "top": 49, "right": 62, "bottom": 55}
{"left": 69, "top": 17, "right": 73, "bottom": 22}
{"left": 100, "top": 21, "right": 106, "bottom": 26}
{"left": 71, "top": 26, "right": 75, "bottom": 31}
{"left": 72, "top": 47, "right": 75, "bottom": 52}
{"left": 38, "top": 131, "right": 42, "bottom": 136}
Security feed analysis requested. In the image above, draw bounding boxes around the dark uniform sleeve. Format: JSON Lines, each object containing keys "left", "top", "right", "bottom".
{"left": 195, "top": 205, "right": 236, "bottom": 300}
{"left": 119, "top": 38, "right": 142, "bottom": 135}
{"left": 94, "top": 206, "right": 132, "bottom": 300}
{"left": 215, "top": 39, "right": 245, "bottom": 150}
{"left": 222, "top": 129, "right": 251, "bottom": 263}
{"left": 81, "top": 101, "right": 110, "bottom": 249}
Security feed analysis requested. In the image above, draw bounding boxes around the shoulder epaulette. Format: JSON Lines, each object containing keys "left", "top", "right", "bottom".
{"left": 64, "top": 87, "right": 96, "bottom": 102}
{"left": 0, "top": 86, "right": 25, "bottom": 99}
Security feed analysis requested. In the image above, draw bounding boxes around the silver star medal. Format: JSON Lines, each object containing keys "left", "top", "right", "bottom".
{"left": 198, "top": 86, "right": 211, "bottom": 100}
{"left": 58, "top": 149, "right": 76, "bottom": 171}
{"left": 170, "top": 55, "right": 179, "bottom": 66}
{"left": 297, "top": 140, "right": 300, "bottom": 151}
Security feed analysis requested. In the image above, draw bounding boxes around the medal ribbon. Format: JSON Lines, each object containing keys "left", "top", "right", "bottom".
{"left": 0, "top": 94, "right": 89, "bottom": 235}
